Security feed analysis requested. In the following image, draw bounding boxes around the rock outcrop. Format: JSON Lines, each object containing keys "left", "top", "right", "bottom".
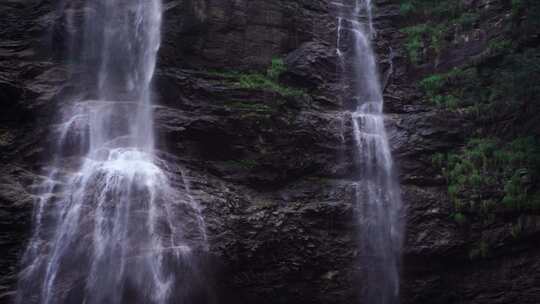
{"left": 1, "top": 0, "right": 539, "bottom": 303}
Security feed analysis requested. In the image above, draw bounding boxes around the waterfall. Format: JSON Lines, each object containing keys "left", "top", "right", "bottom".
{"left": 335, "top": 1, "right": 404, "bottom": 303}
{"left": 16, "top": 1, "right": 207, "bottom": 303}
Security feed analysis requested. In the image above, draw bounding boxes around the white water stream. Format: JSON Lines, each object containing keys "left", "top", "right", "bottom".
{"left": 335, "top": 1, "right": 404, "bottom": 303}
{"left": 16, "top": 1, "right": 207, "bottom": 303}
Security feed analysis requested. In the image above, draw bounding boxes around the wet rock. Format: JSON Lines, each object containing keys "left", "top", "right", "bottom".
{"left": 283, "top": 41, "right": 338, "bottom": 90}
{"left": 1, "top": 0, "right": 540, "bottom": 303}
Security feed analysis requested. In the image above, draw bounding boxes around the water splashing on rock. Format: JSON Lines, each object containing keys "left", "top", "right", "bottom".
{"left": 335, "top": 0, "right": 404, "bottom": 303}
{"left": 16, "top": 1, "right": 208, "bottom": 303}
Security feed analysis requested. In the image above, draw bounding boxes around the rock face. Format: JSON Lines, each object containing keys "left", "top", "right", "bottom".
{"left": 1, "top": 0, "right": 539, "bottom": 303}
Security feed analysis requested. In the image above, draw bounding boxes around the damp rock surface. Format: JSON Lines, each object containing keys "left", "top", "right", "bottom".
{"left": 1, "top": 0, "right": 540, "bottom": 303}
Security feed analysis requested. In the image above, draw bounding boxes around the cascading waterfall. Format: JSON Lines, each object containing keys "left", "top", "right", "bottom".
{"left": 16, "top": 1, "right": 207, "bottom": 303}
{"left": 335, "top": 0, "right": 403, "bottom": 303}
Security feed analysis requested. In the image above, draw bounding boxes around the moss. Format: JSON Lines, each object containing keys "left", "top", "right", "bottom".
{"left": 224, "top": 159, "right": 258, "bottom": 170}
{"left": 399, "top": 2, "right": 415, "bottom": 16}
{"left": 432, "top": 153, "right": 446, "bottom": 168}
{"left": 399, "top": 0, "right": 463, "bottom": 19}
{"left": 413, "top": 8, "right": 540, "bottom": 116}
{"left": 512, "top": 0, "right": 523, "bottom": 16}
{"left": 452, "top": 212, "right": 467, "bottom": 225}
{"left": 225, "top": 101, "right": 273, "bottom": 112}
{"left": 237, "top": 73, "right": 305, "bottom": 97}
{"left": 487, "top": 39, "right": 512, "bottom": 56}
{"left": 419, "top": 74, "right": 445, "bottom": 94}
{"left": 399, "top": 0, "right": 538, "bottom": 70}
{"left": 205, "top": 58, "right": 305, "bottom": 97}
{"left": 402, "top": 24, "right": 428, "bottom": 64}
{"left": 480, "top": 200, "right": 496, "bottom": 214}
{"left": 401, "top": 22, "right": 451, "bottom": 63}
{"left": 206, "top": 70, "right": 241, "bottom": 78}
{"left": 469, "top": 240, "right": 490, "bottom": 260}
{"left": 399, "top": 1, "right": 485, "bottom": 64}
{"left": 510, "top": 220, "right": 523, "bottom": 239}
{"left": 267, "top": 58, "right": 286, "bottom": 81}
{"left": 518, "top": 0, "right": 540, "bottom": 32}
{"left": 455, "top": 12, "right": 479, "bottom": 30}
{"left": 0, "top": 129, "right": 15, "bottom": 146}
{"left": 493, "top": 49, "right": 540, "bottom": 107}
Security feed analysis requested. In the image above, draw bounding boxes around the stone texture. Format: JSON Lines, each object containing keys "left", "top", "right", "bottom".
{"left": 1, "top": 0, "right": 539, "bottom": 303}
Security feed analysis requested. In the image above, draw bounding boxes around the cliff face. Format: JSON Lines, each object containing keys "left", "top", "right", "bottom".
{"left": 1, "top": 0, "right": 539, "bottom": 303}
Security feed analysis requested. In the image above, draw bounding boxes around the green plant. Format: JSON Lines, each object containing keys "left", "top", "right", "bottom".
{"left": 402, "top": 24, "right": 428, "bottom": 64}
{"left": 206, "top": 70, "right": 241, "bottom": 78}
{"left": 436, "top": 137, "right": 540, "bottom": 212}
{"left": 479, "top": 200, "right": 496, "bottom": 214}
{"left": 510, "top": 221, "right": 523, "bottom": 239}
{"left": 400, "top": 0, "right": 463, "bottom": 19}
{"left": 419, "top": 67, "right": 479, "bottom": 109}
{"left": 502, "top": 172, "right": 527, "bottom": 209}
{"left": 224, "top": 159, "right": 258, "bottom": 170}
{"left": 487, "top": 38, "right": 512, "bottom": 55}
{"left": 512, "top": 0, "right": 523, "bottom": 16}
{"left": 432, "top": 153, "right": 446, "bottom": 168}
{"left": 226, "top": 101, "right": 273, "bottom": 112}
{"left": 518, "top": 0, "right": 540, "bottom": 32}
{"left": 452, "top": 212, "right": 467, "bottom": 225}
{"left": 206, "top": 58, "right": 305, "bottom": 97}
{"left": 469, "top": 240, "right": 489, "bottom": 260}
{"left": 455, "top": 12, "right": 479, "bottom": 30}
{"left": 267, "top": 58, "right": 286, "bottom": 81}
{"left": 496, "top": 49, "right": 540, "bottom": 106}
{"left": 399, "top": 1, "right": 486, "bottom": 65}
{"left": 429, "top": 24, "right": 447, "bottom": 55}
{"left": 419, "top": 74, "right": 445, "bottom": 94}
{"left": 401, "top": 23, "right": 449, "bottom": 64}
{"left": 399, "top": 2, "right": 415, "bottom": 16}
{"left": 418, "top": 48, "right": 540, "bottom": 123}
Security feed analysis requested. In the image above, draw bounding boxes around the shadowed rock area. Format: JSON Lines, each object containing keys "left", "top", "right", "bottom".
{"left": 1, "top": 0, "right": 540, "bottom": 303}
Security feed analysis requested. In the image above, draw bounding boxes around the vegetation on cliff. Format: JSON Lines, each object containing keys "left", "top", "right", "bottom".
{"left": 207, "top": 58, "right": 306, "bottom": 97}
{"left": 400, "top": 0, "right": 540, "bottom": 233}
{"left": 433, "top": 137, "right": 540, "bottom": 212}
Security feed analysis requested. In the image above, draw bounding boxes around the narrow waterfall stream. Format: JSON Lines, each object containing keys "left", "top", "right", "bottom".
{"left": 16, "top": 1, "right": 207, "bottom": 303}
{"left": 335, "top": 1, "right": 404, "bottom": 303}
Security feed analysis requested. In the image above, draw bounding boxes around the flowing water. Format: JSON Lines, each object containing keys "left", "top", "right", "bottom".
{"left": 335, "top": 0, "right": 404, "bottom": 303}
{"left": 16, "top": 1, "right": 207, "bottom": 303}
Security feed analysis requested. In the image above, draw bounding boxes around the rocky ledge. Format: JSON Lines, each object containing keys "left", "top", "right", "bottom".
{"left": 1, "top": 0, "right": 539, "bottom": 303}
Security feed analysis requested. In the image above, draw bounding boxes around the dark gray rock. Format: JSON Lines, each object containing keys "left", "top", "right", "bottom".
{"left": 1, "top": 0, "right": 540, "bottom": 304}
